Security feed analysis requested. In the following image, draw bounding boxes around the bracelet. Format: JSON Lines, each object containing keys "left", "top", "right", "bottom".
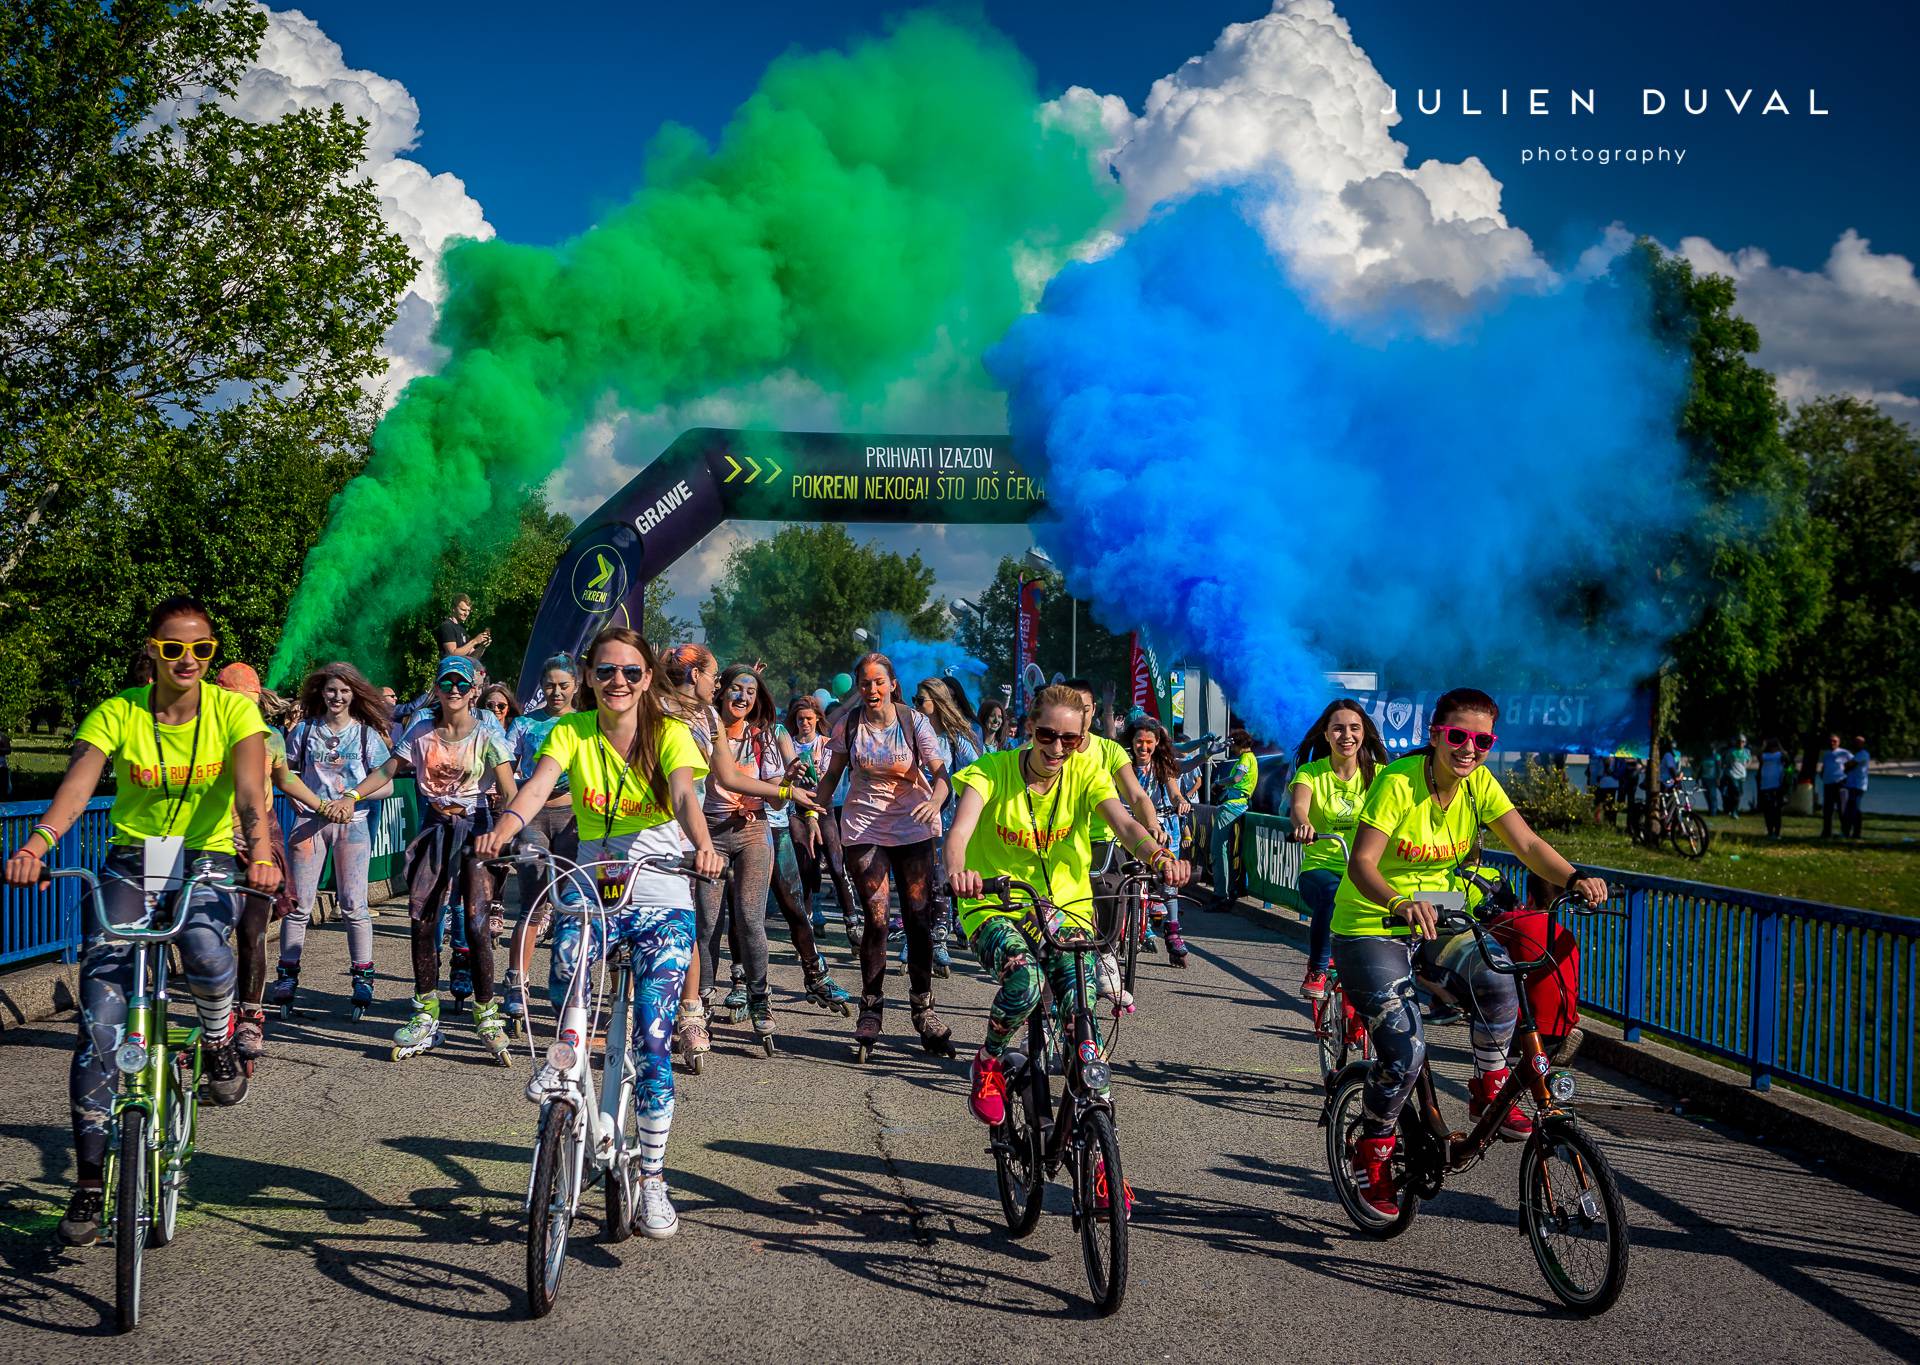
{"left": 31, "top": 823, "right": 59, "bottom": 852}
{"left": 251, "top": 859, "right": 275, "bottom": 867}
{"left": 344, "top": 789, "right": 360, "bottom": 803}
{"left": 777, "top": 783, "right": 792, "bottom": 801}
{"left": 1386, "top": 895, "right": 1411, "bottom": 915}
{"left": 499, "top": 810, "right": 526, "bottom": 834}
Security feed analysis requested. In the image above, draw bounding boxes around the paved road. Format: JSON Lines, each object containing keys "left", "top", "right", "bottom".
{"left": 2, "top": 901, "right": 1916, "bottom": 1361}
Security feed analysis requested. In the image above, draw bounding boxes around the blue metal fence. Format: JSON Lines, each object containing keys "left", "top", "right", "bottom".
{"left": 1, "top": 790, "right": 414, "bottom": 968}
{"left": 1483, "top": 850, "right": 1919, "bottom": 1125}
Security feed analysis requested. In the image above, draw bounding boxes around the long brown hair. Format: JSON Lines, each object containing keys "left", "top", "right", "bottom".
{"left": 718, "top": 662, "right": 776, "bottom": 731}
{"left": 914, "top": 676, "right": 973, "bottom": 746}
{"left": 297, "top": 661, "right": 392, "bottom": 737}
{"left": 585, "top": 626, "right": 674, "bottom": 797}
{"left": 1123, "top": 716, "right": 1180, "bottom": 789}
{"left": 1293, "top": 698, "right": 1388, "bottom": 787}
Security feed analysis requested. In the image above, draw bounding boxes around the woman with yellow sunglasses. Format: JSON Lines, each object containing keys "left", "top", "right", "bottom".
{"left": 3, "top": 596, "right": 282, "bottom": 1247}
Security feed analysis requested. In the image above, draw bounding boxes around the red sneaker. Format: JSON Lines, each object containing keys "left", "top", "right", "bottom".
{"left": 969, "top": 1050, "right": 1008, "bottom": 1126}
{"left": 1300, "top": 969, "right": 1329, "bottom": 1001}
{"left": 1093, "top": 1155, "right": 1135, "bottom": 1214}
{"left": 1349, "top": 1134, "right": 1400, "bottom": 1217}
{"left": 1469, "top": 1068, "right": 1535, "bottom": 1140}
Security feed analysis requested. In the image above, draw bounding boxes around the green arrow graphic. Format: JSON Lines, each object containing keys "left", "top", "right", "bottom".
{"left": 585, "top": 553, "right": 614, "bottom": 590}
{"left": 746, "top": 454, "right": 763, "bottom": 483}
{"left": 765, "top": 456, "right": 784, "bottom": 482}
{"left": 724, "top": 454, "right": 743, "bottom": 483}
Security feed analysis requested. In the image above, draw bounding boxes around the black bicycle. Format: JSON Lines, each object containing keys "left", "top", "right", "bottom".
{"left": 962, "top": 867, "right": 1161, "bottom": 1317}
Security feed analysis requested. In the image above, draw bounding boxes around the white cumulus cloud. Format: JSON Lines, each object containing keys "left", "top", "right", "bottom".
{"left": 1675, "top": 229, "right": 1920, "bottom": 415}
{"left": 154, "top": 3, "right": 492, "bottom": 400}
{"left": 1052, "top": 0, "right": 1549, "bottom": 307}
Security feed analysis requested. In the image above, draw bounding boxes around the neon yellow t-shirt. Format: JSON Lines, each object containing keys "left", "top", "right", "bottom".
{"left": 1224, "top": 749, "right": 1258, "bottom": 803}
{"left": 1331, "top": 755, "right": 1514, "bottom": 937}
{"left": 75, "top": 684, "right": 269, "bottom": 854}
{"left": 1086, "top": 734, "right": 1133, "bottom": 844}
{"left": 1290, "top": 757, "right": 1371, "bottom": 873}
{"left": 539, "top": 712, "right": 708, "bottom": 839}
{"left": 953, "top": 747, "right": 1119, "bottom": 937}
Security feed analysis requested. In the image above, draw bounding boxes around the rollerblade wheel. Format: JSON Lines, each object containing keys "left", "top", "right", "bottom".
{"left": 279, "top": 1002, "right": 294, "bottom": 1021}
{"left": 762, "top": 1036, "right": 776, "bottom": 1057}
{"left": 684, "top": 1052, "right": 703, "bottom": 1076}
{"left": 351, "top": 1004, "right": 365, "bottom": 1021}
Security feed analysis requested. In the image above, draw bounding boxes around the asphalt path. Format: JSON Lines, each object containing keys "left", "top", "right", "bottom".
{"left": 1, "top": 901, "right": 1916, "bottom": 1361}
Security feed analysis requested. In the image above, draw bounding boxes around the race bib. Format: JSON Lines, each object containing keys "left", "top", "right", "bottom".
{"left": 143, "top": 836, "right": 186, "bottom": 896}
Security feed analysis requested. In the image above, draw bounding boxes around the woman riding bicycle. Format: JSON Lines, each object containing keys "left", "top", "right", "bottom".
{"left": 275, "top": 662, "right": 393, "bottom": 1028}
{"left": 3, "top": 595, "right": 282, "bottom": 1247}
{"left": 1331, "top": 688, "right": 1607, "bottom": 1219}
{"left": 1122, "top": 715, "right": 1192, "bottom": 965}
{"left": 477, "top": 626, "right": 725, "bottom": 1238}
{"left": 1290, "top": 699, "right": 1388, "bottom": 1001}
{"left": 353, "top": 654, "right": 518, "bottom": 1063}
{"left": 812, "top": 653, "right": 953, "bottom": 1057}
{"left": 500, "top": 656, "right": 584, "bottom": 1024}
{"left": 946, "top": 684, "right": 1191, "bottom": 1127}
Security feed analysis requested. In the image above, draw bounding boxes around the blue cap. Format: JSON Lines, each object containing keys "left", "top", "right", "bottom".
{"left": 436, "top": 655, "right": 477, "bottom": 684}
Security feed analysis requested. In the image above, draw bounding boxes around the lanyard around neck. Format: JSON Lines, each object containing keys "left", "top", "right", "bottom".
{"left": 149, "top": 683, "right": 205, "bottom": 838}
{"left": 1020, "top": 750, "right": 1068, "bottom": 902}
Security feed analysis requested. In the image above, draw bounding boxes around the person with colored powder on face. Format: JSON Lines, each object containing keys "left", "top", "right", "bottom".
{"left": 1331, "top": 687, "right": 1607, "bottom": 1220}
{"left": 351, "top": 653, "right": 519, "bottom": 1064}
{"left": 4, "top": 595, "right": 282, "bottom": 1247}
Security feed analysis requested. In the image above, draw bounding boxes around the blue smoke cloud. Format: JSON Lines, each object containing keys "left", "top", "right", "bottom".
{"left": 987, "top": 190, "right": 1694, "bottom": 748}
{"left": 872, "top": 612, "right": 987, "bottom": 709}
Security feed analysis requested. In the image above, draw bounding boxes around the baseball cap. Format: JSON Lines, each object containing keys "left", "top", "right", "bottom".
{"left": 437, "top": 655, "right": 478, "bottom": 685}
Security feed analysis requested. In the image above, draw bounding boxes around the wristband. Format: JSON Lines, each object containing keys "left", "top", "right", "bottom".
{"left": 31, "top": 823, "right": 59, "bottom": 853}
{"left": 499, "top": 809, "right": 526, "bottom": 834}
{"left": 344, "top": 789, "right": 361, "bottom": 803}
{"left": 251, "top": 859, "right": 275, "bottom": 867}
{"left": 777, "top": 783, "right": 792, "bottom": 801}
{"left": 1386, "top": 895, "right": 1412, "bottom": 916}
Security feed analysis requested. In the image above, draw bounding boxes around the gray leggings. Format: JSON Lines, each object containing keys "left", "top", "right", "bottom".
{"left": 695, "top": 820, "right": 773, "bottom": 997}
{"left": 282, "top": 814, "right": 373, "bottom": 969}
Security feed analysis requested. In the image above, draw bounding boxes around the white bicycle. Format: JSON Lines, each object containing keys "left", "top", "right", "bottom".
{"left": 492, "top": 848, "right": 711, "bottom": 1319}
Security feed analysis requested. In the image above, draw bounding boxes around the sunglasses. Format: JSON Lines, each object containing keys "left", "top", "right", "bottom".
{"left": 1435, "top": 725, "right": 1498, "bottom": 753}
{"left": 593, "top": 663, "right": 647, "bottom": 685}
{"left": 150, "top": 637, "right": 217, "bottom": 662}
{"left": 436, "top": 677, "right": 475, "bottom": 694}
{"left": 486, "top": 699, "right": 510, "bottom": 711}
{"left": 1032, "top": 726, "right": 1086, "bottom": 751}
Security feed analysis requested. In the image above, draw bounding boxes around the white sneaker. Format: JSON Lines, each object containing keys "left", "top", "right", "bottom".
{"left": 639, "top": 1174, "right": 679, "bottom": 1239}
{"left": 524, "top": 1063, "right": 565, "bottom": 1103}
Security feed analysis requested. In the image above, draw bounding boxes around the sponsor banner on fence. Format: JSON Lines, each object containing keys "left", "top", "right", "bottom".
{"left": 1243, "top": 813, "right": 1307, "bottom": 913}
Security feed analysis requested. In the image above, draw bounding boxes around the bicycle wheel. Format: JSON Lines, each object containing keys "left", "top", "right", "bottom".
{"left": 1313, "top": 995, "right": 1346, "bottom": 1083}
{"left": 1519, "top": 1121, "right": 1630, "bottom": 1314}
{"left": 1324, "top": 1073, "right": 1416, "bottom": 1237}
{"left": 115, "top": 1110, "right": 147, "bottom": 1333}
{"left": 525, "top": 1103, "right": 578, "bottom": 1319}
{"left": 151, "top": 1057, "right": 193, "bottom": 1248}
{"left": 1669, "top": 813, "right": 1711, "bottom": 859}
{"left": 1075, "top": 1108, "right": 1128, "bottom": 1317}
{"left": 994, "top": 1067, "right": 1045, "bottom": 1237}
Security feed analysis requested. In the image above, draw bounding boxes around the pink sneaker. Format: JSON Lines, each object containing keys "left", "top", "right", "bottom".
{"left": 1301, "top": 969, "right": 1329, "bottom": 1001}
{"left": 969, "top": 1050, "right": 1007, "bottom": 1126}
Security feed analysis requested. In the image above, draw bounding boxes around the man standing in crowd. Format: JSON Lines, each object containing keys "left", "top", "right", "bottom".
{"left": 1723, "top": 736, "right": 1750, "bottom": 818}
{"left": 1842, "top": 735, "right": 1871, "bottom": 839}
{"left": 434, "top": 593, "right": 490, "bottom": 661}
{"left": 1819, "top": 734, "right": 1852, "bottom": 839}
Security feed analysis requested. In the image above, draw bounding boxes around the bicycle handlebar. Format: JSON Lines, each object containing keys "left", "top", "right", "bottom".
{"left": 1286, "top": 830, "right": 1350, "bottom": 860}
{"left": 47, "top": 863, "right": 275, "bottom": 943}
{"left": 950, "top": 865, "right": 1167, "bottom": 953}
{"left": 1377, "top": 889, "right": 1621, "bottom": 975}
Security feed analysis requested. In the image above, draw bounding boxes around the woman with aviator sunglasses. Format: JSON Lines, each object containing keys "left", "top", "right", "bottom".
{"left": 3, "top": 596, "right": 281, "bottom": 1247}
{"left": 1330, "top": 688, "right": 1608, "bottom": 1220}
{"left": 352, "top": 654, "right": 518, "bottom": 1064}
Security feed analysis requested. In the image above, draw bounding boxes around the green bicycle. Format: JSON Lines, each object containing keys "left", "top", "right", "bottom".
{"left": 50, "top": 862, "right": 270, "bottom": 1334}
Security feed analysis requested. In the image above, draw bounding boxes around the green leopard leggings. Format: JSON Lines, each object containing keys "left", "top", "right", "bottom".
{"left": 970, "top": 916, "right": 1101, "bottom": 1059}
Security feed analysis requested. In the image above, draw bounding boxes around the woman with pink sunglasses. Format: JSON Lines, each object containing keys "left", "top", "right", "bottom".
{"left": 1330, "top": 688, "right": 1608, "bottom": 1221}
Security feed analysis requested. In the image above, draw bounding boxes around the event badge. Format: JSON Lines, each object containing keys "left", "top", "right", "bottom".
{"left": 143, "top": 835, "right": 186, "bottom": 895}
{"left": 598, "top": 867, "right": 630, "bottom": 908}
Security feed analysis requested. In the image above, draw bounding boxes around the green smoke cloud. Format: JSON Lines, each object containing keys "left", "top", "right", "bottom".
{"left": 269, "top": 12, "right": 1116, "bottom": 683}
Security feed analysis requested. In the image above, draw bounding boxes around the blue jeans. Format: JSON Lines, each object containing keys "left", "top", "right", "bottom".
{"left": 1211, "top": 799, "right": 1248, "bottom": 899}
{"left": 1298, "top": 869, "right": 1341, "bottom": 974}
{"left": 283, "top": 814, "right": 374, "bottom": 968}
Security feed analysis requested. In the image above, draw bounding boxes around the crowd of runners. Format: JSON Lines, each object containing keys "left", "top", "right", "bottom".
{"left": 4, "top": 590, "right": 1606, "bottom": 1246}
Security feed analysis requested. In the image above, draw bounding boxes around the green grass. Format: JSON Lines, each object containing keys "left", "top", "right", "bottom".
{"left": 1542, "top": 809, "right": 1919, "bottom": 916}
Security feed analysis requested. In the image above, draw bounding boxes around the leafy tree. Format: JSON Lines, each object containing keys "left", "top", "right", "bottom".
{"left": 698, "top": 525, "right": 947, "bottom": 685}
{"left": 1633, "top": 243, "right": 1829, "bottom": 748}
{"left": 953, "top": 555, "right": 1134, "bottom": 702}
{"left": 0, "top": 0, "right": 413, "bottom": 719}
{"left": 641, "top": 579, "right": 693, "bottom": 653}
{"left": 1771, "top": 396, "right": 1920, "bottom": 755}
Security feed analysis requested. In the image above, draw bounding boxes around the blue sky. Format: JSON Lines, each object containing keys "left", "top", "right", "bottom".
{"left": 288, "top": 0, "right": 1912, "bottom": 267}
